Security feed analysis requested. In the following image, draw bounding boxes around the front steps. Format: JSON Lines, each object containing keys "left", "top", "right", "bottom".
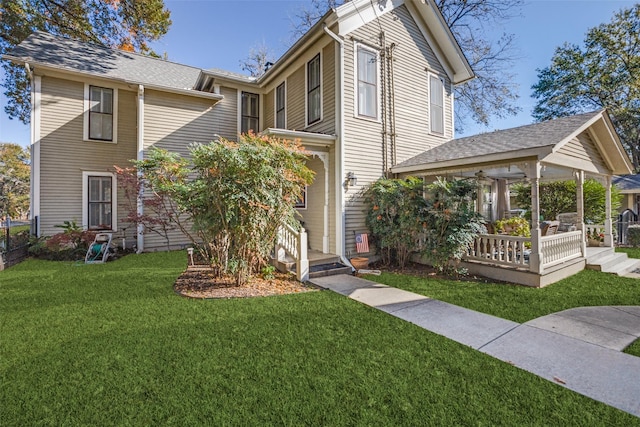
{"left": 274, "top": 251, "right": 353, "bottom": 280}
{"left": 586, "top": 247, "right": 640, "bottom": 276}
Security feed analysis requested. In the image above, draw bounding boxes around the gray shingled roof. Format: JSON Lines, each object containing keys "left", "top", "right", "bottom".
{"left": 614, "top": 175, "right": 640, "bottom": 191}
{"left": 395, "top": 110, "right": 603, "bottom": 169}
{"left": 5, "top": 31, "right": 204, "bottom": 91}
{"left": 206, "top": 68, "right": 256, "bottom": 83}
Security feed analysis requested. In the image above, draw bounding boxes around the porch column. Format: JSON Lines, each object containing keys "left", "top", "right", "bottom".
{"left": 575, "top": 170, "right": 586, "bottom": 257}
{"left": 529, "top": 162, "right": 543, "bottom": 274}
{"left": 604, "top": 175, "right": 614, "bottom": 247}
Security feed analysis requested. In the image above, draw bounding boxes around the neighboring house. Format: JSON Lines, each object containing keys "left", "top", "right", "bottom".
{"left": 614, "top": 175, "right": 640, "bottom": 215}
{"left": 3, "top": 0, "right": 634, "bottom": 286}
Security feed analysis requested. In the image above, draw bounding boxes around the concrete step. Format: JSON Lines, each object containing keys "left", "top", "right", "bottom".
{"left": 587, "top": 252, "right": 630, "bottom": 272}
{"left": 309, "top": 255, "right": 341, "bottom": 267}
{"left": 602, "top": 258, "right": 640, "bottom": 276}
{"left": 308, "top": 262, "right": 353, "bottom": 279}
{"left": 585, "top": 247, "right": 615, "bottom": 265}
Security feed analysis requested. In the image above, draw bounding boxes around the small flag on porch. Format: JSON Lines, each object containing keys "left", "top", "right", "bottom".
{"left": 356, "top": 233, "right": 369, "bottom": 253}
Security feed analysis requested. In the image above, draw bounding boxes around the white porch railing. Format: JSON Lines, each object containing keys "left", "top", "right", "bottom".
{"left": 466, "top": 230, "right": 584, "bottom": 271}
{"left": 276, "top": 223, "right": 309, "bottom": 282}
{"left": 585, "top": 224, "right": 606, "bottom": 242}
{"left": 540, "top": 230, "right": 583, "bottom": 269}
{"left": 465, "top": 234, "right": 530, "bottom": 268}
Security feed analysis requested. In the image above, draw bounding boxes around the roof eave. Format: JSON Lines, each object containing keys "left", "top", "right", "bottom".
{"left": 392, "top": 146, "right": 551, "bottom": 174}
{"left": 262, "top": 128, "right": 336, "bottom": 147}
{"left": 4, "top": 56, "right": 224, "bottom": 102}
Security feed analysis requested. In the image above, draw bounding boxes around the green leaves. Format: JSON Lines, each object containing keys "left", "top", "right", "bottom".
{"left": 1, "top": 0, "right": 172, "bottom": 123}
{"left": 532, "top": 4, "right": 640, "bottom": 167}
{"left": 0, "top": 143, "right": 30, "bottom": 218}
{"left": 134, "top": 134, "right": 314, "bottom": 286}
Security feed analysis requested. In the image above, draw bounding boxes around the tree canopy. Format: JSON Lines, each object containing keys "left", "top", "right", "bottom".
{"left": 0, "top": 143, "right": 30, "bottom": 219}
{"left": 285, "top": 0, "right": 522, "bottom": 131}
{"left": 531, "top": 4, "right": 640, "bottom": 168}
{"left": 0, "top": 0, "right": 172, "bottom": 123}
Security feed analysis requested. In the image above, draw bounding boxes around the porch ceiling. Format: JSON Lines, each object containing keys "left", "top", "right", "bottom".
{"left": 392, "top": 110, "right": 633, "bottom": 178}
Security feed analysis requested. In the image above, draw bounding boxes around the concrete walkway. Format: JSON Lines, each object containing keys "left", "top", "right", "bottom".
{"left": 310, "top": 274, "right": 640, "bottom": 418}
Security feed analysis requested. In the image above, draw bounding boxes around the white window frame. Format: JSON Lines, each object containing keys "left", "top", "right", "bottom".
{"left": 83, "top": 84, "right": 118, "bottom": 143}
{"left": 82, "top": 171, "right": 117, "bottom": 231}
{"left": 295, "top": 186, "right": 308, "bottom": 210}
{"left": 354, "top": 42, "right": 380, "bottom": 121}
{"left": 240, "top": 91, "right": 260, "bottom": 134}
{"left": 275, "top": 81, "right": 287, "bottom": 128}
{"left": 429, "top": 73, "right": 445, "bottom": 136}
{"left": 305, "top": 53, "right": 322, "bottom": 127}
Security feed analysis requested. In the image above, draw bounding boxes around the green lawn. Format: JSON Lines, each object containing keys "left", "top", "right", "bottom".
{"left": 1, "top": 253, "right": 639, "bottom": 425}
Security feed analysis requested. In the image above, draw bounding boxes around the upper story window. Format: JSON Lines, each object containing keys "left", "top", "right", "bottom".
{"left": 241, "top": 91, "right": 259, "bottom": 134}
{"left": 307, "top": 53, "right": 321, "bottom": 125}
{"left": 84, "top": 85, "right": 118, "bottom": 143}
{"left": 356, "top": 44, "right": 378, "bottom": 119}
{"left": 429, "top": 75, "right": 445, "bottom": 135}
{"left": 276, "top": 82, "right": 286, "bottom": 128}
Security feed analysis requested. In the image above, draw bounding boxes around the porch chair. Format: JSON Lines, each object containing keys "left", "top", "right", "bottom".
{"left": 541, "top": 220, "right": 560, "bottom": 236}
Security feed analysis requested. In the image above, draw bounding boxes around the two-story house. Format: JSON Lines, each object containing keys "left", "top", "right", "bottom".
{"left": 5, "top": 0, "right": 633, "bottom": 286}
{"left": 5, "top": 0, "right": 471, "bottom": 255}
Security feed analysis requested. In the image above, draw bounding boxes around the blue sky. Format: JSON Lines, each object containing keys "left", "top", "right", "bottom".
{"left": 0, "top": 0, "right": 635, "bottom": 147}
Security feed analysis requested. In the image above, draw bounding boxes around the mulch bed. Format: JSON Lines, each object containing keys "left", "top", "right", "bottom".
{"left": 174, "top": 266, "right": 319, "bottom": 299}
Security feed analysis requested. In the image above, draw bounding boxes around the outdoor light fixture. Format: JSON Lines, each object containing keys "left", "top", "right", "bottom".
{"left": 345, "top": 171, "right": 358, "bottom": 189}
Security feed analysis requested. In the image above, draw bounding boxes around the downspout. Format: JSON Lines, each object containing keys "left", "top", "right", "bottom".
{"left": 26, "top": 63, "right": 41, "bottom": 236}
{"left": 388, "top": 42, "right": 397, "bottom": 169}
{"left": 323, "top": 24, "right": 349, "bottom": 264}
{"left": 136, "top": 85, "right": 145, "bottom": 253}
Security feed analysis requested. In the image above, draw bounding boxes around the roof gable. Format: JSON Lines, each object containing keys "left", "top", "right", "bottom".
{"left": 393, "top": 110, "right": 633, "bottom": 175}
{"left": 334, "top": 0, "right": 473, "bottom": 84}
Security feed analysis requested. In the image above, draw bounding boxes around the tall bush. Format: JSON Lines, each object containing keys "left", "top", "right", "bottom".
{"left": 135, "top": 133, "right": 314, "bottom": 285}
{"left": 364, "top": 177, "right": 427, "bottom": 268}
{"left": 421, "top": 178, "right": 486, "bottom": 274}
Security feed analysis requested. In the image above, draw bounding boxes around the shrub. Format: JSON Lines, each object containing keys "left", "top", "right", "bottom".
{"left": 421, "top": 178, "right": 487, "bottom": 274}
{"left": 364, "top": 177, "right": 427, "bottom": 268}
{"left": 627, "top": 225, "right": 640, "bottom": 247}
{"left": 494, "top": 217, "right": 531, "bottom": 237}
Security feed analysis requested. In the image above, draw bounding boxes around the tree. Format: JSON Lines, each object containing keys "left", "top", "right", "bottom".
{"left": 287, "top": 0, "right": 522, "bottom": 129}
{"left": 0, "top": 0, "right": 172, "bottom": 124}
{"left": 135, "top": 134, "right": 314, "bottom": 286}
{"left": 239, "top": 40, "right": 276, "bottom": 78}
{"left": 510, "top": 179, "right": 621, "bottom": 224}
{"left": 0, "top": 143, "right": 30, "bottom": 219}
{"left": 531, "top": 5, "right": 640, "bottom": 168}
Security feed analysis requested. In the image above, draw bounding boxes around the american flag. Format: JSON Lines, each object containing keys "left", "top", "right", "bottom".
{"left": 355, "top": 233, "right": 369, "bottom": 253}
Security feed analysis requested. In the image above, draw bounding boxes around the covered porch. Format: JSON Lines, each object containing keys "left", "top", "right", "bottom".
{"left": 393, "top": 110, "right": 634, "bottom": 287}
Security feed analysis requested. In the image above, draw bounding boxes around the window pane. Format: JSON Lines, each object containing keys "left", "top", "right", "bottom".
{"left": 308, "top": 56, "right": 320, "bottom": 88}
{"left": 101, "top": 177, "right": 112, "bottom": 202}
{"left": 101, "top": 115, "right": 113, "bottom": 140}
{"left": 430, "top": 76, "right": 444, "bottom": 134}
{"left": 358, "top": 82, "right": 376, "bottom": 117}
{"left": 309, "top": 88, "right": 321, "bottom": 123}
{"left": 358, "top": 49, "right": 376, "bottom": 84}
{"left": 101, "top": 89, "right": 113, "bottom": 114}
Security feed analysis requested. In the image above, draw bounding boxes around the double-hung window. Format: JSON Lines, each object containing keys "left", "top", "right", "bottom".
{"left": 85, "top": 174, "right": 114, "bottom": 230}
{"left": 276, "top": 82, "right": 286, "bottom": 128}
{"left": 84, "top": 84, "right": 117, "bottom": 142}
{"left": 429, "top": 75, "right": 445, "bottom": 135}
{"left": 307, "top": 54, "right": 321, "bottom": 125}
{"left": 89, "top": 86, "right": 114, "bottom": 141}
{"left": 356, "top": 45, "right": 378, "bottom": 119}
{"left": 241, "top": 92, "right": 259, "bottom": 133}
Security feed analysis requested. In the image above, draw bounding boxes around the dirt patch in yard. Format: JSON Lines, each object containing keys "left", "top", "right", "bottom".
{"left": 174, "top": 267, "right": 319, "bottom": 299}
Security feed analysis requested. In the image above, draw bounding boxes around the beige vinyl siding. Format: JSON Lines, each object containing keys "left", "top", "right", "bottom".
{"left": 213, "top": 87, "right": 239, "bottom": 141}
{"left": 306, "top": 42, "right": 336, "bottom": 134}
{"left": 39, "top": 76, "right": 137, "bottom": 239}
{"left": 264, "top": 89, "right": 274, "bottom": 128}
{"left": 287, "top": 67, "right": 305, "bottom": 130}
{"left": 142, "top": 89, "right": 222, "bottom": 250}
{"left": 341, "top": 4, "right": 454, "bottom": 254}
{"left": 297, "top": 156, "right": 325, "bottom": 251}
{"left": 558, "top": 133, "right": 607, "bottom": 171}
